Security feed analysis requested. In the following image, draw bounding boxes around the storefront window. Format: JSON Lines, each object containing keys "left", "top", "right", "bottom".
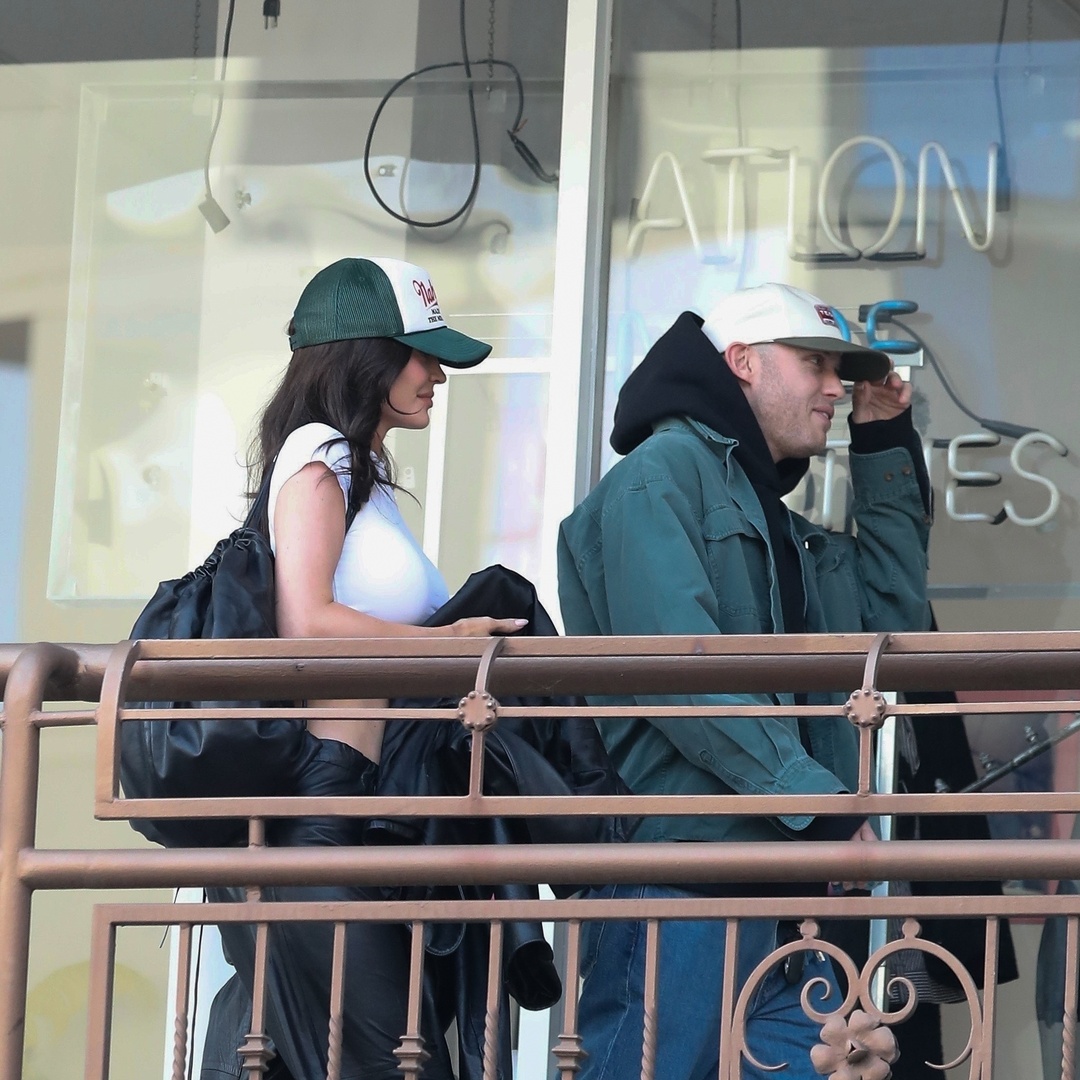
{"left": 600, "top": 4, "right": 1080, "bottom": 634}
{"left": 44, "top": 0, "right": 565, "bottom": 605}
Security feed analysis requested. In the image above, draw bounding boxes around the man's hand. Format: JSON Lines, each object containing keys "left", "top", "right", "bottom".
{"left": 850, "top": 370, "right": 911, "bottom": 424}
{"left": 832, "top": 819, "right": 879, "bottom": 892}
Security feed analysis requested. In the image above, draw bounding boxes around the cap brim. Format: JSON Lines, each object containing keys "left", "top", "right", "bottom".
{"left": 774, "top": 337, "right": 892, "bottom": 383}
{"left": 394, "top": 326, "right": 492, "bottom": 368}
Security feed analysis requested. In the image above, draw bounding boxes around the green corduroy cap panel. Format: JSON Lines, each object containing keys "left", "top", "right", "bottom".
{"left": 289, "top": 257, "right": 491, "bottom": 367}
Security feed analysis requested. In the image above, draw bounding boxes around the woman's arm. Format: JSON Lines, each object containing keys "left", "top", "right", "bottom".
{"left": 273, "top": 461, "right": 522, "bottom": 639}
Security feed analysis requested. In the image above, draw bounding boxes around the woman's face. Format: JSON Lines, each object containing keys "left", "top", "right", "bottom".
{"left": 378, "top": 349, "right": 447, "bottom": 440}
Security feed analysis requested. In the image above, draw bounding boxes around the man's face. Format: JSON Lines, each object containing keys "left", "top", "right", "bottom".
{"left": 743, "top": 342, "right": 846, "bottom": 462}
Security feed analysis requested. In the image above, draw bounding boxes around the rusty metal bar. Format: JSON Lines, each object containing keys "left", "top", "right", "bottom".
{"left": 0, "top": 643, "right": 80, "bottom": 1080}
{"left": 845, "top": 632, "right": 892, "bottom": 795}
{"left": 247, "top": 817, "right": 266, "bottom": 850}
{"left": 326, "top": 922, "right": 347, "bottom": 1080}
{"left": 982, "top": 916, "right": 999, "bottom": 1080}
{"left": 73, "top": 629, "right": 1080, "bottom": 661}
{"left": 32, "top": 708, "right": 98, "bottom": 728}
{"left": 22, "top": 839, "right": 1080, "bottom": 891}
{"left": 640, "top": 918, "right": 660, "bottom": 1080}
{"left": 460, "top": 635, "right": 506, "bottom": 801}
{"left": 170, "top": 924, "right": 193, "bottom": 1080}
{"left": 238, "top": 920, "right": 273, "bottom": 1078}
{"left": 553, "top": 919, "right": 585, "bottom": 1079}
{"left": 88, "top": 891, "right": 1080, "bottom": 925}
{"left": 718, "top": 920, "right": 739, "bottom": 1080}
{"left": 395, "top": 921, "right": 430, "bottom": 1079}
{"left": 482, "top": 921, "right": 504, "bottom": 1080}
{"left": 9, "top": 631, "right": 1080, "bottom": 703}
{"left": 90, "top": 789, "right": 1080, "bottom": 826}
{"left": 91, "top": 647, "right": 1080, "bottom": 698}
{"left": 1064, "top": 917, "right": 1079, "bottom": 1080}
{"left": 95, "top": 640, "right": 141, "bottom": 805}
{"left": 83, "top": 907, "right": 116, "bottom": 1080}
{"left": 474, "top": 633, "right": 507, "bottom": 697}
{"left": 101, "top": 696, "right": 1080, "bottom": 721}
{"left": 467, "top": 728, "right": 489, "bottom": 801}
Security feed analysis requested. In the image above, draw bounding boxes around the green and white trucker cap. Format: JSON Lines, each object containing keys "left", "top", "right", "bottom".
{"left": 702, "top": 282, "right": 891, "bottom": 383}
{"left": 289, "top": 257, "right": 492, "bottom": 367}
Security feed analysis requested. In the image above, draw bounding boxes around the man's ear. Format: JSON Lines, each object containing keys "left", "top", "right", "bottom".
{"left": 724, "top": 342, "right": 755, "bottom": 386}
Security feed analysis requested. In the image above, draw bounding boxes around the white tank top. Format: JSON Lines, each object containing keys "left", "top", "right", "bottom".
{"left": 268, "top": 423, "right": 449, "bottom": 625}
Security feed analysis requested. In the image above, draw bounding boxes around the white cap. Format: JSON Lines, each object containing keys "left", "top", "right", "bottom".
{"left": 702, "top": 282, "right": 891, "bottom": 383}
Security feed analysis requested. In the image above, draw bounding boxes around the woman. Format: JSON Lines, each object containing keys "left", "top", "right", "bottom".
{"left": 206, "top": 256, "right": 520, "bottom": 1080}
{"left": 262, "top": 256, "right": 523, "bottom": 761}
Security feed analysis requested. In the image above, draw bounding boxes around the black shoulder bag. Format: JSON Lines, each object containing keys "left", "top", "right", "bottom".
{"left": 119, "top": 476, "right": 320, "bottom": 847}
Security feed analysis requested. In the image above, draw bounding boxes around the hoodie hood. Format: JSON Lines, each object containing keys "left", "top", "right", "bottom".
{"left": 610, "top": 311, "right": 809, "bottom": 495}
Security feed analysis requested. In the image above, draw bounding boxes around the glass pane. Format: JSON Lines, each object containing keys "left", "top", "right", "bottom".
{"left": 601, "top": 3, "right": 1080, "bottom": 631}
{"left": 47, "top": 0, "right": 567, "bottom": 601}
{"left": 438, "top": 370, "right": 550, "bottom": 591}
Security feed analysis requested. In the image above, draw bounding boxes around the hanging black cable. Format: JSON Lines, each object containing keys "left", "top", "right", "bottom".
{"left": 363, "top": 0, "right": 557, "bottom": 230}
{"left": 992, "top": 0, "right": 1012, "bottom": 210}
{"left": 891, "top": 317, "right": 1068, "bottom": 451}
{"left": 198, "top": 0, "right": 238, "bottom": 232}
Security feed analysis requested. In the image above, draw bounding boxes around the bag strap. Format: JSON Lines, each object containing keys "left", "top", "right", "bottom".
{"left": 241, "top": 470, "right": 275, "bottom": 533}
{"left": 242, "top": 464, "right": 361, "bottom": 538}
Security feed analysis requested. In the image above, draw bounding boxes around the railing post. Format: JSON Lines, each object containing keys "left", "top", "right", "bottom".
{"left": 0, "top": 643, "right": 79, "bottom": 1080}
{"left": 843, "top": 632, "right": 892, "bottom": 796}
{"left": 459, "top": 634, "right": 507, "bottom": 798}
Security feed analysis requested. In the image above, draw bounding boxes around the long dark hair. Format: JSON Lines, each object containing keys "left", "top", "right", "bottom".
{"left": 247, "top": 331, "right": 412, "bottom": 535}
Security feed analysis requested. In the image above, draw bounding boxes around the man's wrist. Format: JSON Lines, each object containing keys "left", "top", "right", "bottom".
{"left": 847, "top": 407, "right": 932, "bottom": 516}
{"left": 847, "top": 407, "right": 914, "bottom": 454}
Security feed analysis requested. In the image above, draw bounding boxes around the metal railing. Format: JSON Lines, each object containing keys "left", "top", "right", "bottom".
{"left": 3, "top": 631, "right": 1080, "bottom": 1078}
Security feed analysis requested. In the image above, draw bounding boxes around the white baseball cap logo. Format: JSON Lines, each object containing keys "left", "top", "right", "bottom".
{"left": 814, "top": 304, "right": 838, "bottom": 328}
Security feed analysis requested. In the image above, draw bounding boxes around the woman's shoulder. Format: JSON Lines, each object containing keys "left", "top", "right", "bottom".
{"left": 277, "top": 423, "right": 350, "bottom": 473}
{"left": 268, "top": 424, "right": 352, "bottom": 551}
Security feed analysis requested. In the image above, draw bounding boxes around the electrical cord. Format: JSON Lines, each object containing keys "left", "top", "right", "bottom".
{"left": 992, "top": 0, "right": 1012, "bottom": 210}
{"left": 199, "top": 0, "right": 237, "bottom": 232}
{"left": 891, "top": 316, "right": 1068, "bottom": 450}
{"left": 187, "top": 913, "right": 204, "bottom": 1080}
{"left": 732, "top": 0, "right": 749, "bottom": 289}
{"left": 363, "top": 0, "right": 557, "bottom": 230}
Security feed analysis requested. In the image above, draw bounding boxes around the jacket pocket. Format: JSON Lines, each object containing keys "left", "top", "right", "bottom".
{"left": 701, "top": 505, "right": 771, "bottom": 627}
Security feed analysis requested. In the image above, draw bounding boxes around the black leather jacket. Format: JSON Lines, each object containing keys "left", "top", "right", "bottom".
{"left": 372, "top": 564, "right": 630, "bottom": 1079}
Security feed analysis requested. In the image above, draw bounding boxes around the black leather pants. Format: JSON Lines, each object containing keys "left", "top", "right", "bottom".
{"left": 205, "top": 738, "right": 455, "bottom": 1080}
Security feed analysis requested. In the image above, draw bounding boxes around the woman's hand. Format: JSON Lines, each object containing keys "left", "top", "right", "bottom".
{"left": 449, "top": 617, "right": 528, "bottom": 637}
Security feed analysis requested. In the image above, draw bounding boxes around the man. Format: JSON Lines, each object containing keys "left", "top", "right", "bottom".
{"left": 557, "top": 282, "right": 932, "bottom": 1079}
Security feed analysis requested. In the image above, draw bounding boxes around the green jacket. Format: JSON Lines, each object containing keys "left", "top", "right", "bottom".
{"left": 557, "top": 416, "right": 932, "bottom": 844}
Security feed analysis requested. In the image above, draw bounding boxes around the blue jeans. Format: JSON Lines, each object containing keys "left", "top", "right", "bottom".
{"left": 576, "top": 884, "right": 840, "bottom": 1080}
